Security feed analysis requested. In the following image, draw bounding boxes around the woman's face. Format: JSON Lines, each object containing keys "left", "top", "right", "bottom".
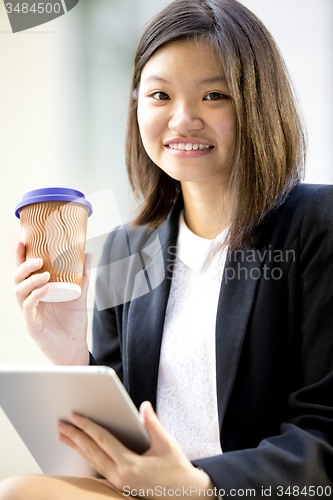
{"left": 137, "top": 40, "right": 237, "bottom": 186}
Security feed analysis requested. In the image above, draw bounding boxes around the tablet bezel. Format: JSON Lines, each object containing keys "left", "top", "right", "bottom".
{"left": 0, "top": 365, "right": 151, "bottom": 476}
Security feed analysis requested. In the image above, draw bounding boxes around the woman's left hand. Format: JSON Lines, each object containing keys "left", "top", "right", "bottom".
{"left": 56, "top": 401, "right": 216, "bottom": 499}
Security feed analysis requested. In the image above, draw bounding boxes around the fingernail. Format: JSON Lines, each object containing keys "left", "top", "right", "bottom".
{"left": 143, "top": 401, "right": 153, "bottom": 414}
{"left": 69, "top": 413, "right": 80, "bottom": 423}
{"left": 32, "top": 258, "right": 42, "bottom": 267}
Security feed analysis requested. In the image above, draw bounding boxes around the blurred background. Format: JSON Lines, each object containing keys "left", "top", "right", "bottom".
{"left": 0, "top": 0, "right": 332, "bottom": 480}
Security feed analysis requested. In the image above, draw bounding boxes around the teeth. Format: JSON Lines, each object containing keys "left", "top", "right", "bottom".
{"left": 168, "top": 143, "right": 211, "bottom": 151}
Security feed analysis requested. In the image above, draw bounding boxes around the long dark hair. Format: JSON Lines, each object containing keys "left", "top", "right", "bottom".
{"left": 125, "top": 0, "right": 306, "bottom": 249}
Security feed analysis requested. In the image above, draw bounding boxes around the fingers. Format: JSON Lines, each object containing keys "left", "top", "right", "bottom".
{"left": 15, "top": 241, "right": 26, "bottom": 267}
{"left": 14, "top": 271, "right": 50, "bottom": 309}
{"left": 56, "top": 420, "right": 117, "bottom": 480}
{"left": 67, "top": 413, "right": 129, "bottom": 463}
{"left": 13, "top": 251, "right": 49, "bottom": 314}
{"left": 21, "top": 284, "right": 51, "bottom": 325}
{"left": 13, "top": 242, "right": 50, "bottom": 330}
{"left": 12, "top": 257, "right": 43, "bottom": 285}
{"left": 15, "top": 271, "right": 50, "bottom": 296}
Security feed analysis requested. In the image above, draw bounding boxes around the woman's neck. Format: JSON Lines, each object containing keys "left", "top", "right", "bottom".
{"left": 180, "top": 181, "right": 230, "bottom": 239}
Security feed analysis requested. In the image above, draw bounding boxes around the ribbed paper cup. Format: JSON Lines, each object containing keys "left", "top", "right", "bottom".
{"left": 15, "top": 188, "right": 93, "bottom": 302}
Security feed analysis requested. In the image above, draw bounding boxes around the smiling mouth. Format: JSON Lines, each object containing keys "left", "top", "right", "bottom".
{"left": 166, "top": 143, "right": 214, "bottom": 151}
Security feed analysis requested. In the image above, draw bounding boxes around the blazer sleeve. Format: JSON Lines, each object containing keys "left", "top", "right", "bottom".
{"left": 90, "top": 230, "right": 124, "bottom": 381}
{"left": 193, "top": 186, "right": 333, "bottom": 497}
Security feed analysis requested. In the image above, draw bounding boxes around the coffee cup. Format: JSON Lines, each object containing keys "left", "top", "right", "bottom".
{"left": 15, "top": 187, "right": 93, "bottom": 302}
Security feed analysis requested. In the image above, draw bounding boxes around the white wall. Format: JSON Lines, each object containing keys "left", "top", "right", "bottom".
{"left": 0, "top": 0, "right": 332, "bottom": 480}
{"left": 241, "top": 0, "right": 333, "bottom": 183}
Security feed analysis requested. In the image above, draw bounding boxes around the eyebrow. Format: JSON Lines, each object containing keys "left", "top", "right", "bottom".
{"left": 142, "top": 75, "right": 227, "bottom": 85}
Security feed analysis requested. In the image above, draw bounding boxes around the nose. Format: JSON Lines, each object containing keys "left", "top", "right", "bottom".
{"left": 168, "top": 101, "right": 204, "bottom": 134}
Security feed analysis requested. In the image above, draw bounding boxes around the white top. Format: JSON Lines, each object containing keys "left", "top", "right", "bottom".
{"left": 156, "top": 211, "right": 228, "bottom": 460}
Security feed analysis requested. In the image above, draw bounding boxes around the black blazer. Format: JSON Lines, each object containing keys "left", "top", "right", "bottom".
{"left": 91, "top": 183, "right": 333, "bottom": 498}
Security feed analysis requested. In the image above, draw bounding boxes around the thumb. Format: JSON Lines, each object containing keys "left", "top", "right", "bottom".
{"left": 140, "top": 401, "right": 170, "bottom": 442}
{"left": 81, "top": 252, "right": 93, "bottom": 299}
{"left": 84, "top": 252, "right": 93, "bottom": 278}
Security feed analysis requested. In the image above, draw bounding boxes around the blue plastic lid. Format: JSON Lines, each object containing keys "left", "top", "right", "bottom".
{"left": 15, "top": 187, "right": 93, "bottom": 219}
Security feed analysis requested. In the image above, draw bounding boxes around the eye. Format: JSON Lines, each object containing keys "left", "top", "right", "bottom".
{"left": 151, "top": 92, "right": 170, "bottom": 101}
{"left": 204, "top": 92, "right": 227, "bottom": 101}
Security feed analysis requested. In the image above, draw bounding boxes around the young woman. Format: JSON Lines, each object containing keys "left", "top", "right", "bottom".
{"left": 3, "top": 0, "right": 333, "bottom": 498}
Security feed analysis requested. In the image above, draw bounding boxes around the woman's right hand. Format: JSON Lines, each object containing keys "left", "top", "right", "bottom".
{"left": 12, "top": 241, "right": 93, "bottom": 366}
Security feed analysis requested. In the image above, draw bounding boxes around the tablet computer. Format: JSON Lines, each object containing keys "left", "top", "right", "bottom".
{"left": 0, "top": 365, "right": 151, "bottom": 476}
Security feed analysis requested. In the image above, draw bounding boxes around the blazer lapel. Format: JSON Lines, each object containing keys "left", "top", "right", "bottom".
{"left": 215, "top": 244, "right": 265, "bottom": 449}
{"left": 124, "top": 193, "right": 265, "bottom": 425}
{"left": 125, "top": 196, "right": 183, "bottom": 410}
